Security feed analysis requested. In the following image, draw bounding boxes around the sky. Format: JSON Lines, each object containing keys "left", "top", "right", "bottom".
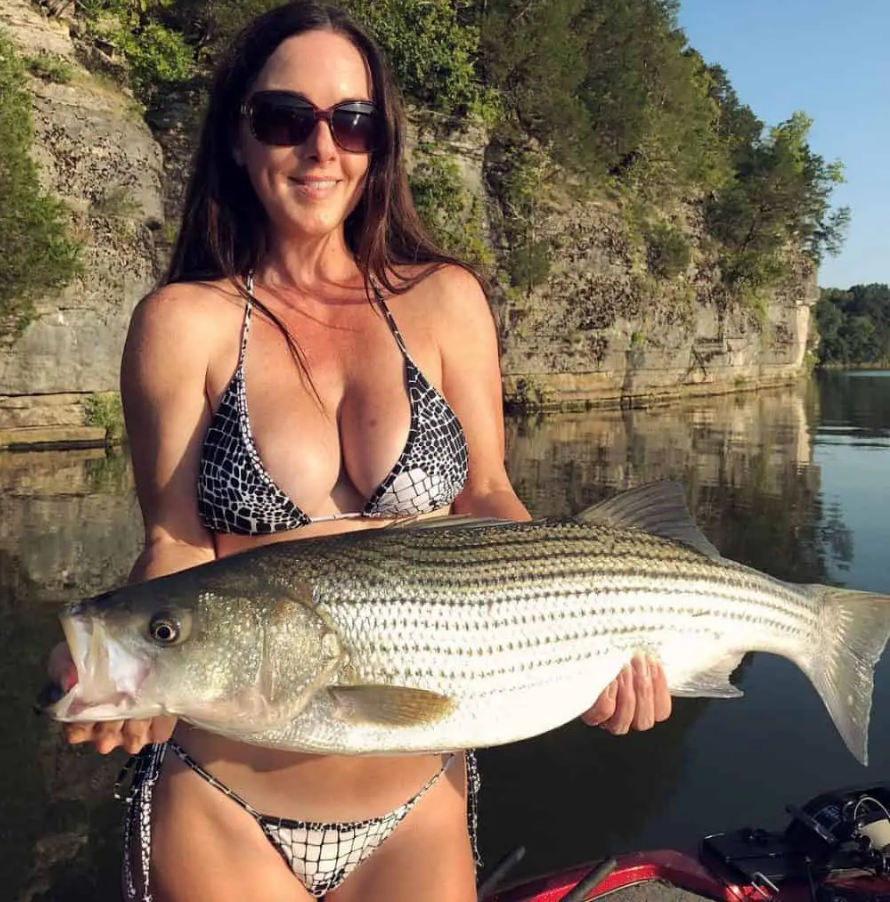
{"left": 676, "top": 0, "right": 889, "bottom": 289}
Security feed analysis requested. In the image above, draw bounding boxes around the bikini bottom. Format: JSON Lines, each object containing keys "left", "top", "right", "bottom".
{"left": 117, "top": 740, "right": 481, "bottom": 900}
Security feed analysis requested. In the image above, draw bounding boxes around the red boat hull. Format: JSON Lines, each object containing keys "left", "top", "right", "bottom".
{"left": 483, "top": 849, "right": 890, "bottom": 901}
{"left": 483, "top": 850, "right": 770, "bottom": 901}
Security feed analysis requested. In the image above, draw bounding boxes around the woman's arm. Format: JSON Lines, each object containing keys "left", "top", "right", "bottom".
{"left": 52, "top": 285, "right": 221, "bottom": 753}
{"left": 433, "top": 266, "right": 671, "bottom": 733}
{"left": 121, "top": 287, "right": 219, "bottom": 578}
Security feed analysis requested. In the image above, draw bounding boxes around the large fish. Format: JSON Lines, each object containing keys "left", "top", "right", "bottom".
{"left": 40, "top": 483, "right": 890, "bottom": 764}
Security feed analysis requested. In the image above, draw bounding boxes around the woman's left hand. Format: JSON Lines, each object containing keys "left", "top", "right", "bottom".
{"left": 581, "top": 655, "right": 672, "bottom": 733}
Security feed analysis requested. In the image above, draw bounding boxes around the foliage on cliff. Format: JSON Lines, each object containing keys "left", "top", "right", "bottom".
{"left": 481, "top": 0, "right": 847, "bottom": 299}
{"left": 36, "top": 0, "right": 847, "bottom": 308}
{"left": 0, "top": 28, "right": 82, "bottom": 337}
{"left": 815, "top": 284, "right": 890, "bottom": 366}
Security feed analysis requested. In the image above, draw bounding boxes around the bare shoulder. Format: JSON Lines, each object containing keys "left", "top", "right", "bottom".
{"left": 409, "top": 264, "right": 493, "bottom": 334}
{"left": 129, "top": 278, "right": 244, "bottom": 344}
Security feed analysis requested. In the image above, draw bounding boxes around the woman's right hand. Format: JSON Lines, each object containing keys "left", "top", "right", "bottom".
{"left": 48, "top": 641, "right": 177, "bottom": 755}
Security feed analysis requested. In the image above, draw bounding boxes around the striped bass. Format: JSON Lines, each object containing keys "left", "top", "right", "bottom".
{"left": 40, "top": 482, "right": 890, "bottom": 764}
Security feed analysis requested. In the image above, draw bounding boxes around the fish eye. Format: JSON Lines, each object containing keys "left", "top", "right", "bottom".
{"left": 148, "top": 611, "right": 184, "bottom": 646}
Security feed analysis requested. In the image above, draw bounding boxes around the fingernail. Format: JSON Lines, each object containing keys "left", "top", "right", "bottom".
{"left": 637, "top": 656, "right": 649, "bottom": 679}
{"left": 607, "top": 681, "right": 618, "bottom": 699}
{"left": 60, "top": 663, "right": 78, "bottom": 693}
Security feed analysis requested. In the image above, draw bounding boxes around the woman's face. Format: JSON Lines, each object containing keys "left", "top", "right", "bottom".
{"left": 237, "top": 29, "right": 374, "bottom": 244}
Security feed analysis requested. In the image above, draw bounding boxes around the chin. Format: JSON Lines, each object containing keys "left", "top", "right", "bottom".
{"left": 293, "top": 218, "right": 347, "bottom": 241}
{"left": 269, "top": 203, "right": 350, "bottom": 240}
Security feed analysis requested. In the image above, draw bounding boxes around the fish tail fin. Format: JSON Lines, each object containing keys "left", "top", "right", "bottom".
{"left": 802, "top": 586, "right": 890, "bottom": 766}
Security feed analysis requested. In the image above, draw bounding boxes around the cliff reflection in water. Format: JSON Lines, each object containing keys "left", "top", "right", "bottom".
{"left": 476, "top": 381, "right": 852, "bottom": 879}
{"left": 504, "top": 381, "right": 849, "bottom": 582}
{"left": 0, "top": 449, "right": 140, "bottom": 902}
{"left": 0, "top": 381, "right": 859, "bottom": 898}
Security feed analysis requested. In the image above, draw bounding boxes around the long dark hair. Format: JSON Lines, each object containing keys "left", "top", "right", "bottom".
{"left": 164, "top": 1, "right": 474, "bottom": 299}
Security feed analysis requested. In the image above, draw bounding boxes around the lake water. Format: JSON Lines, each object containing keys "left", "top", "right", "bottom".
{"left": 2, "top": 370, "right": 890, "bottom": 899}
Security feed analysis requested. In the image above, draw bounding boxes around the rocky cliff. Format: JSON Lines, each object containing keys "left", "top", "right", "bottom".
{"left": 0, "top": 0, "right": 164, "bottom": 439}
{"left": 0, "top": 3, "right": 816, "bottom": 443}
{"left": 495, "top": 199, "right": 816, "bottom": 410}
{"left": 414, "top": 115, "right": 817, "bottom": 410}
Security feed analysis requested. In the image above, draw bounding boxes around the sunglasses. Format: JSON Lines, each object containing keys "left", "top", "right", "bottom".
{"left": 242, "top": 91, "right": 383, "bottom": 154}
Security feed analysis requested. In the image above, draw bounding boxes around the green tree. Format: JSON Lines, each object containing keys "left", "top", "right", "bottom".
{"left": 481, "top": 0, "right": 591, "bottom": 163}
{"left": 482, "top": 0, "right": 730, "bottom": 195}
{"left": 706, "top": 112, "right": 849, "bottom": 302}
{"left": 814, "top": 289, "right": 848, "bottom": 363}
{"left": 408, "top": 152, "right": 494, "bottom": 268}
{"left": 343, "top": 0, "right": 494, "bottom": 116}
{"left": 57, "top": 0, "right": 847, "bottom": 313}
{"left": 750, "top": 113, "right": 845, "bottom": 263}
{"left": 815, "top": 284, "right": 890, "bottom": 366}
{"left": 76, "top": 0, "right": 195, "bottom": 105}
{"left": 705, "top": 64, "right": 763, "bottom": 151}
{"left": 579, "top": 3, "right": 728, "bottom": 193}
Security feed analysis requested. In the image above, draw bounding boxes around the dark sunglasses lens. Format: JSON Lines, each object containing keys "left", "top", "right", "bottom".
{"left": 331, "top": 108, "right": 380, "bottom": 153}
{"left": 249, "top": 98, "right": 315, "bottom": 146}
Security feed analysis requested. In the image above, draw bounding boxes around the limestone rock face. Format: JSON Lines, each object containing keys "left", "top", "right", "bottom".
{"left": 494, "top": 201, "right": 817, "bottom": 410}
{"left": 0, "top": 0, "right": 164, "bottom": 427}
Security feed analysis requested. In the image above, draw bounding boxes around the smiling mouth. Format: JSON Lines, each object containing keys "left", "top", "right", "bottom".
{"left": 291, "top": 178, "right": 340, "bottom": 189}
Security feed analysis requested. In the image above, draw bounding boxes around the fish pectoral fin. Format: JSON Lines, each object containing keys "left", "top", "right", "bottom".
{"left": 329, "top": 685, "right": 455, "bottom": 727}
{"left": 575, "top": 481, "right": 721, "bottom": 560}
{"left": 668, "top": 652, "right": 745, "bottom": 698}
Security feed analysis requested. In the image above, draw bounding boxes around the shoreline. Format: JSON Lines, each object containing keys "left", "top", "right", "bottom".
{"left": 2, "top": 373, "right": 811, "bottom": 450}
{"left": 5, "top": 367, "right": 879, "bottom": 451}
{"left": 502, "top": 371, "right": 809, "bottom": 415}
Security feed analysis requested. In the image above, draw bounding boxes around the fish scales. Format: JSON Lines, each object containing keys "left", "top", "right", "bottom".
{"left": 233, "top": 525, "right": 823, "bottom": 751}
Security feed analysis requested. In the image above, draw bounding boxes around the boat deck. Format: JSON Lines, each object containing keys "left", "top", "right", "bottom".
{"left": 608, "top": 885, "right": 712, "bottom": 901}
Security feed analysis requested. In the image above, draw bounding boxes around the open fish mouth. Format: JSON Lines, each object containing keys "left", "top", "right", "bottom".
{"left": 39, "top": 612, "right": 154, "bottom": 722}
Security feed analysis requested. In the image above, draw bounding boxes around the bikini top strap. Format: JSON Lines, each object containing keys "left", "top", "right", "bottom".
{"left": 371, "top": 281, "right": 411, "bottom": 359}
{"left": 241, "top": 275, "right": 407, "bottom": 365}
{"left": 238, "top": 272, "right": 256, "bottom": 372}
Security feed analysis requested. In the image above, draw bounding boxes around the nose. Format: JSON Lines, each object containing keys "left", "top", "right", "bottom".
{"left": 304, "top": 116, "right": 337, "bottom": 161}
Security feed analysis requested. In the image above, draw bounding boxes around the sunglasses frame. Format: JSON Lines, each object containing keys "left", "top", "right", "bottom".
{"left": 241, "top": 91, "right": 382, "bottom": 154}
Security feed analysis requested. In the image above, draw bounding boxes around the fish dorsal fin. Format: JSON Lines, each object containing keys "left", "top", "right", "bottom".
{"left": 575, "top": 481, "right": 721, "bottom": 560}
{"left": 386, "top": 514, "right": 511, "bottom": 532}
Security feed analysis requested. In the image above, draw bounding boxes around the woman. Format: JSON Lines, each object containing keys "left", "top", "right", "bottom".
{"left": 50, "top": 3, "right": 671, "bottom": 900}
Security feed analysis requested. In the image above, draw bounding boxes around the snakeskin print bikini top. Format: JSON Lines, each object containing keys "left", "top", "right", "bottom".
{"left": 197, "top": 275, "right": 469, "bottom": 535}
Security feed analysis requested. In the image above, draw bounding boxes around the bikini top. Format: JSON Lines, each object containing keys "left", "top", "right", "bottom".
{"left": 197, "top": 276, "right": 469, "bottom": 535}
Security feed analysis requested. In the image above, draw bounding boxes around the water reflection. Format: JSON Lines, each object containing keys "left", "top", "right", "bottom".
{"left": 478, "top": 379, "right": 865, "bottom": 879}
{"left": 3, "top": 374, "right": 890, "bottom": 897}
{"left": 503, "top": 380, "right": 848, "bottom": 583}
{"left": 0, "top": 449, "right": 140, "bottom": 901}
{"left": 818, "top": 370, "right": 890, "bottom": 440}
{"left": 0, "top": 449, "right": 141, "bottom": 601}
